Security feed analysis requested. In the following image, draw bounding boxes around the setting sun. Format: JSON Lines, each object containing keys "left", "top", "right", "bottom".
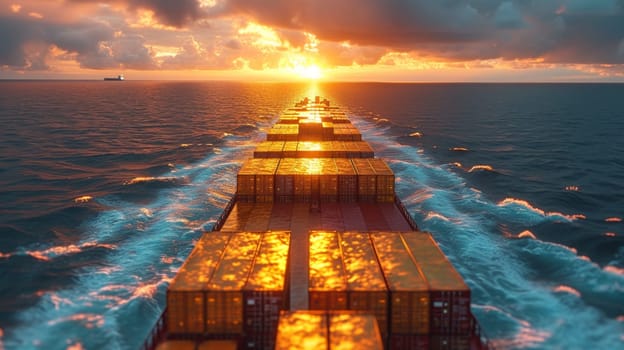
{"left": 295, "top": 64, "right": 322, "bottom": 80}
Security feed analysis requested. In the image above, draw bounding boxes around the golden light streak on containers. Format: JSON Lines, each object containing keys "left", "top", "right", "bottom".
{"left": 401, "top": 232, "right": 472, "bottom": 336}
{"left": 243, "top": 232, "right": 291, "bottom": 350}
{"left": 340, "top": 232, "right": 389, "bottom": 337}
{"left": 254, "top": 141, "right": 375, "bottom": 159}
{"left": 274, "top": 311, "right": 384, "bottom": 350}
{"left": 167, "top": 233, "right": 231, "bottom": 335}
{"left": 167, "top": 231, "right": 291, "bottom": 348}
{"left": 274, "top": 311, "right": 328, "bottom": 350}
{"left": 205, "top": 232, "right": 261, "bottom": 335}
{"left": 331, "top": 141, "right": 347, "bottom": 158}
{"left": 253, "top": 142, "right": 284, "bottom": 158}
{"left": 236, "top": 159, "right": 279, "bottom": 202}
{"left": 297, "top": 141, "right": 329, "bottom": 158}
{"left": 329, "top": 312, "right": 384, "bottom": 350}
{"left": 282, "top": 142, "right": 298, "bottom": 158}
{"left": 370, "top": 232, "right": 430, "bottom": 336}
{"left": 267, "top": 125, "right": 299, "bottom": 141}
{"left": 308, "top": 231, "right": 348, "bottom": 310}
{"left": 275, "top": 158, "right": 296, "bottom": 202}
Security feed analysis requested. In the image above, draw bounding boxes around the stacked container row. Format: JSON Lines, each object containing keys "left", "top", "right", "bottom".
{"left": 267, "top": 122, "right": 361, "bottom": 142}
{"left": 167, "top": 231, "right": 290, "bottom": 350}
{"left": 237, "top": 158, "right": 394, "bottom": 203}
{"left": 237, "top": 159, "right": 279, "bottom": 203}
{"left": 274, "top": 311, "right": 384, "bottom": 350}
{"left": 307, "top": 231, "right": 473, "bottom": 348}
{"left": 253, "top": 141, "right": 374, "bottom": 159}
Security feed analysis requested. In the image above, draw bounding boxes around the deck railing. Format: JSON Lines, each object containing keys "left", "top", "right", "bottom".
{"left": 140, "top": 308, "right": 167, "bottom": 350}
{"left": 394, "top": 193, "right": 419, "bottom": 231}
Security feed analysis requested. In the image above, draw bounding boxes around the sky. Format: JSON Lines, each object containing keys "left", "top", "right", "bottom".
{"left": 1, "top": 0, "right": 624, "bottom": 81}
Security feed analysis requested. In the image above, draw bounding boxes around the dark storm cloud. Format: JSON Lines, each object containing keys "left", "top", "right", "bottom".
{"left": 67, "top": 0, "right": 205, "bottom": 27}
{"left": 211, "top": 0, "right": 624, "bottom": 64}
{"left": 0, "top": 15, "right": 156, "bottom": 70}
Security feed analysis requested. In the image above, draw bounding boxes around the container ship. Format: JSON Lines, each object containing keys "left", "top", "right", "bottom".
{"left": 142, "top": 97, "right": 492, "bottom": 350}
{"left": 104, "top": 74, "right": 125, "bottom": 81}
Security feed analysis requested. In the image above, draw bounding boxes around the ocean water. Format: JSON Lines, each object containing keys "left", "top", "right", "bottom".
{"left": 0, "top": 81, "right": 622, "bottom": 349}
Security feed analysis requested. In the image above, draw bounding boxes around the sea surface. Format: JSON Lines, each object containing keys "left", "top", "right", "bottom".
{"left": 0, "top": 81, "right": 623, "bottom": 350}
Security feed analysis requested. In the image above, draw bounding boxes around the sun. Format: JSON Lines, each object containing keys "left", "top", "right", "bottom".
{"left": 295, "top": 64, "right": 322, "bottom": 80}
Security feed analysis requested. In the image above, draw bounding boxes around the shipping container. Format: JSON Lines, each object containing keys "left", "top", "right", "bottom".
{"left": 401, "top": 232, "right": 472, "bottom": 335}
{"left": 340, "top": 232, "right": 389, "bottom": 337}
{"left": 370, "top": 232, "right": 430, "bottom": 335}
{"left": 282, "top": 142, "right": 298, "bottom": 158}
{"left": 243, "top": 232, "right": 291, "bottom": 350}
{"left": 308, "top": 231, "right": 348, "bottom": 310}
{"left": 318, "top": 159, "right": 339, "bottom": 202}
{"left": 256, "top": 159, "right": 279, "bottom": 202}
{"left": 253, "top": 141, "right": 271, "bottom": 159}
{"left": 297, "top": 141, "right": 330, "bottom": 158}
{"left": 330, "top": 141, "right": 347, "bottom": 158}
{"left": 329, "top": 312, "right": 384, "bottom": 350}
{"left": 369, "top": 158, "right": 395, "bottom": 202}
{"left": 298, "top": 120, "right": 324, "bottom": 141}
{"left": 236, "top": 159, "right": 279, "bottom": 203}
{"left": 274, "top": 311, "right": 384, "bottom": 350}
{"left": 167, "top": 233, "right": 232, "bottom": 335}
{"left": 335, "top": 159, "right": 357, "bottom": 202}
{"left": 275, "top": 158, "right": 296, "bottom": 202}
{"left": 322, "top": 122, "right": 334, "bottom": 139}
{"left": 352, "top": 159, "right": 376, "bottom": 202}
{"left": 237, "top": 160, "right": 257, "bottom": 202}
{"left": 274, "top": 311, "right": 328, "bottom": 350}
{"left": 205, "top": 233, "right": 262, "bottom": 335}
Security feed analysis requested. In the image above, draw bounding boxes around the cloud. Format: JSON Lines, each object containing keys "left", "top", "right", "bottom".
{"left": 1, "top": 0, "right": 624, "bottom": 77}
{"left": 0, "top": 13, "right": 157, "bottom": 70}
{"left": 212, "top": 0, "right": 624, "bottom": 64}
{"left": 67, "top": 0, "right": 206, "bottom": 27}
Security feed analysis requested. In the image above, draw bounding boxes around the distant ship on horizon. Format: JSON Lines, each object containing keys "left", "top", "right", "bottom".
{"left": 104, "top": 74, "right": 124, "bottom": 81}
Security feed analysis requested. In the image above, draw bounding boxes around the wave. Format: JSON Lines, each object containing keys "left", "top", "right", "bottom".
{"left": 232, "top": 123, "right": 258, "bottom": 133}
{"left": 3, "top": 117, "right": 272, "bottom": 350}
{"left": 467, "top": 164, "right": 495, "bottom": 173}
{"left": 497, "top": 198, "right": 585, "bottom": 222}
{"left": 123, "top": 176, "right": 187, "bottom": 186}
{"left": 351, "top": 116, "right": 624, "bottom": 349}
